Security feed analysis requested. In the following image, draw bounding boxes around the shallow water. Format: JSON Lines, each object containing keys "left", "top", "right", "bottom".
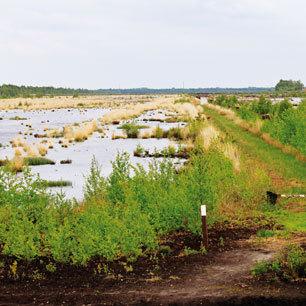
{"left": 0, "top": 108, "right": 185, "bottom": 200}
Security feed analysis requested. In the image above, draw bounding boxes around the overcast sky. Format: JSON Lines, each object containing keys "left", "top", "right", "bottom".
{"left": 0, "top": 0, "right": 305, "bottom": 89}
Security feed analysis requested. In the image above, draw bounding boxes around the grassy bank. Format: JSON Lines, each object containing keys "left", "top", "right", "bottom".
{"left": 204, "top": 107, "right": 306, "bottom": 187}
{"left": 203, "top": 106, "right": 306, "bottom": 233}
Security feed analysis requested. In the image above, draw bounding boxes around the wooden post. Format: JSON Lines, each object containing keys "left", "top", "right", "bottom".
{"left": 201, "top": 205, "right": 208, "bottom": 249}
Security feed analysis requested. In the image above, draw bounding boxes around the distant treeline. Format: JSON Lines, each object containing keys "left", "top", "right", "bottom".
{"left": 0, "top": 84, "right": 273, "bottom": 98}
{"left": 95, "top": 87, "right": 273, "bottom": 95}
{"left": 0, "top": 84, "right": 92, "bottom": 98}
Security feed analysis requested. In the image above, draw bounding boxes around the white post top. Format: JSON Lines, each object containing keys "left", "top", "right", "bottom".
{"left": 201, "top": 205, "right": 206, "bottom": 216}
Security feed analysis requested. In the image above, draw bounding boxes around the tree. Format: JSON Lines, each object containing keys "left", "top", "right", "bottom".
{"left": 275, "top": 79, "right": 304, "bottom": 92}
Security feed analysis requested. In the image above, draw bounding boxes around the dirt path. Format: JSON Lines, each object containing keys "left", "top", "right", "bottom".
{"left": 0, "top": 241, "right": 305, "bottom": 305}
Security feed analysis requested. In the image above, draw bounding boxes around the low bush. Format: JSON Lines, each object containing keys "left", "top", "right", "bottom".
{"left": 251, "top": 244, "right": 306, "bottom": 281}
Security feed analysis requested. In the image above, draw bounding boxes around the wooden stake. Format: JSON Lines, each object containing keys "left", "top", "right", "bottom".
{"left": 201, "top": 205, "right": 208, "bottom": 249}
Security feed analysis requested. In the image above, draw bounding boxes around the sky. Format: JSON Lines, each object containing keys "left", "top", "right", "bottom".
{"left": 0, "top": 0, "right": 305, "bottom": 89}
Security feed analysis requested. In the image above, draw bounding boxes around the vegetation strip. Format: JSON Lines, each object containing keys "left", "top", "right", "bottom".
{"left": 204, "top": 107, "right": 306, "bottom": 186}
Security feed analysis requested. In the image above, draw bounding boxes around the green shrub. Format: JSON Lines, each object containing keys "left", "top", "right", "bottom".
{"left": 119, "top": 122, "right": 147, "bottom": 138}
{"left": 0, "top": 147, "right": 267, "bottom": 265}
{"left": 237, "top": 105, "right": 259, "bottom": 122}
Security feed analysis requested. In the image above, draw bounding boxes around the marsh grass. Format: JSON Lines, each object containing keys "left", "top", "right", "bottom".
{"left": 42, "top": 180, "right": 72, "bottom": 187}
{"left": 25, "top": 157, "right": 55, "bottom": 166}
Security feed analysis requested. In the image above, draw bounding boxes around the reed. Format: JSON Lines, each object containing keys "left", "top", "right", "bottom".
{"left": 197, "top": 125, "right": 220, "bottom": 150}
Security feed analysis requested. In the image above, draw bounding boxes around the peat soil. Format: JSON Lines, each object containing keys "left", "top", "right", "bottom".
{"left": 0, "top": 224, "right": 305, "bottom": 305}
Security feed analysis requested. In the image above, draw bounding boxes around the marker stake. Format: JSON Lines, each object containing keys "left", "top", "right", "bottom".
{"left": 200, "top": 205, "right": 208, "bottom": 249}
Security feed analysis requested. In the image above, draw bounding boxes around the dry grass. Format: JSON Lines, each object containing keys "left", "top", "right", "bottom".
{"left": 102, "top": 101, "right": 167, "bottom": 124}
{"left": 196, "top": 125, "right": 220, "bottom": 150}
{"left": 46, "top": 140, "right": 54, "bottom": 149}
{"left": 8, "top": 153, "right": 25, "bottom": 173}
{"left": 171, "top": 103, "right": 200, "bottom": 120}
{"left": 11, "top": 136, "right": 26, "bottom": 148}
{"left": 46, "top": 128, "right": 63, "bottom": 138}
{"left": 138, "top": 128, "right": 155, "bottom": 139}
{"left": 10, "top": 137, "right": 54, "bottom": 158}
{"left": 184, "top": 138, "right": 195, "bottom": 151}
{"left": 0, "top": 94, "right": 179, "bottom": 110}
{"left": 37, "top": 144, "right": 48, "bottom": 156}
{"left": 101, "top": 97, "right": 200, "bottom": 124}
{"left": 222, "top": 143, "right": 240, "bottom": 172}
{"left": 111, "top": 131, "right": 127, "bottom": 140}
{"left": 23, "top": 144, "right": 39, "bottom": 157}
{"left": 63, "top": 120, "right": 99, "bottom": 142}
{"left": 14, "top": 147, "right": 23, "bottom": 157}
{"left": 179, "top": 126, "right": 191, "bottom": 140}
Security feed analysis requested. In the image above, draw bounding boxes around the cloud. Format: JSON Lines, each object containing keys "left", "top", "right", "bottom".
{"left": 0, "top": 0, "right": 305, "bottom": 87}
